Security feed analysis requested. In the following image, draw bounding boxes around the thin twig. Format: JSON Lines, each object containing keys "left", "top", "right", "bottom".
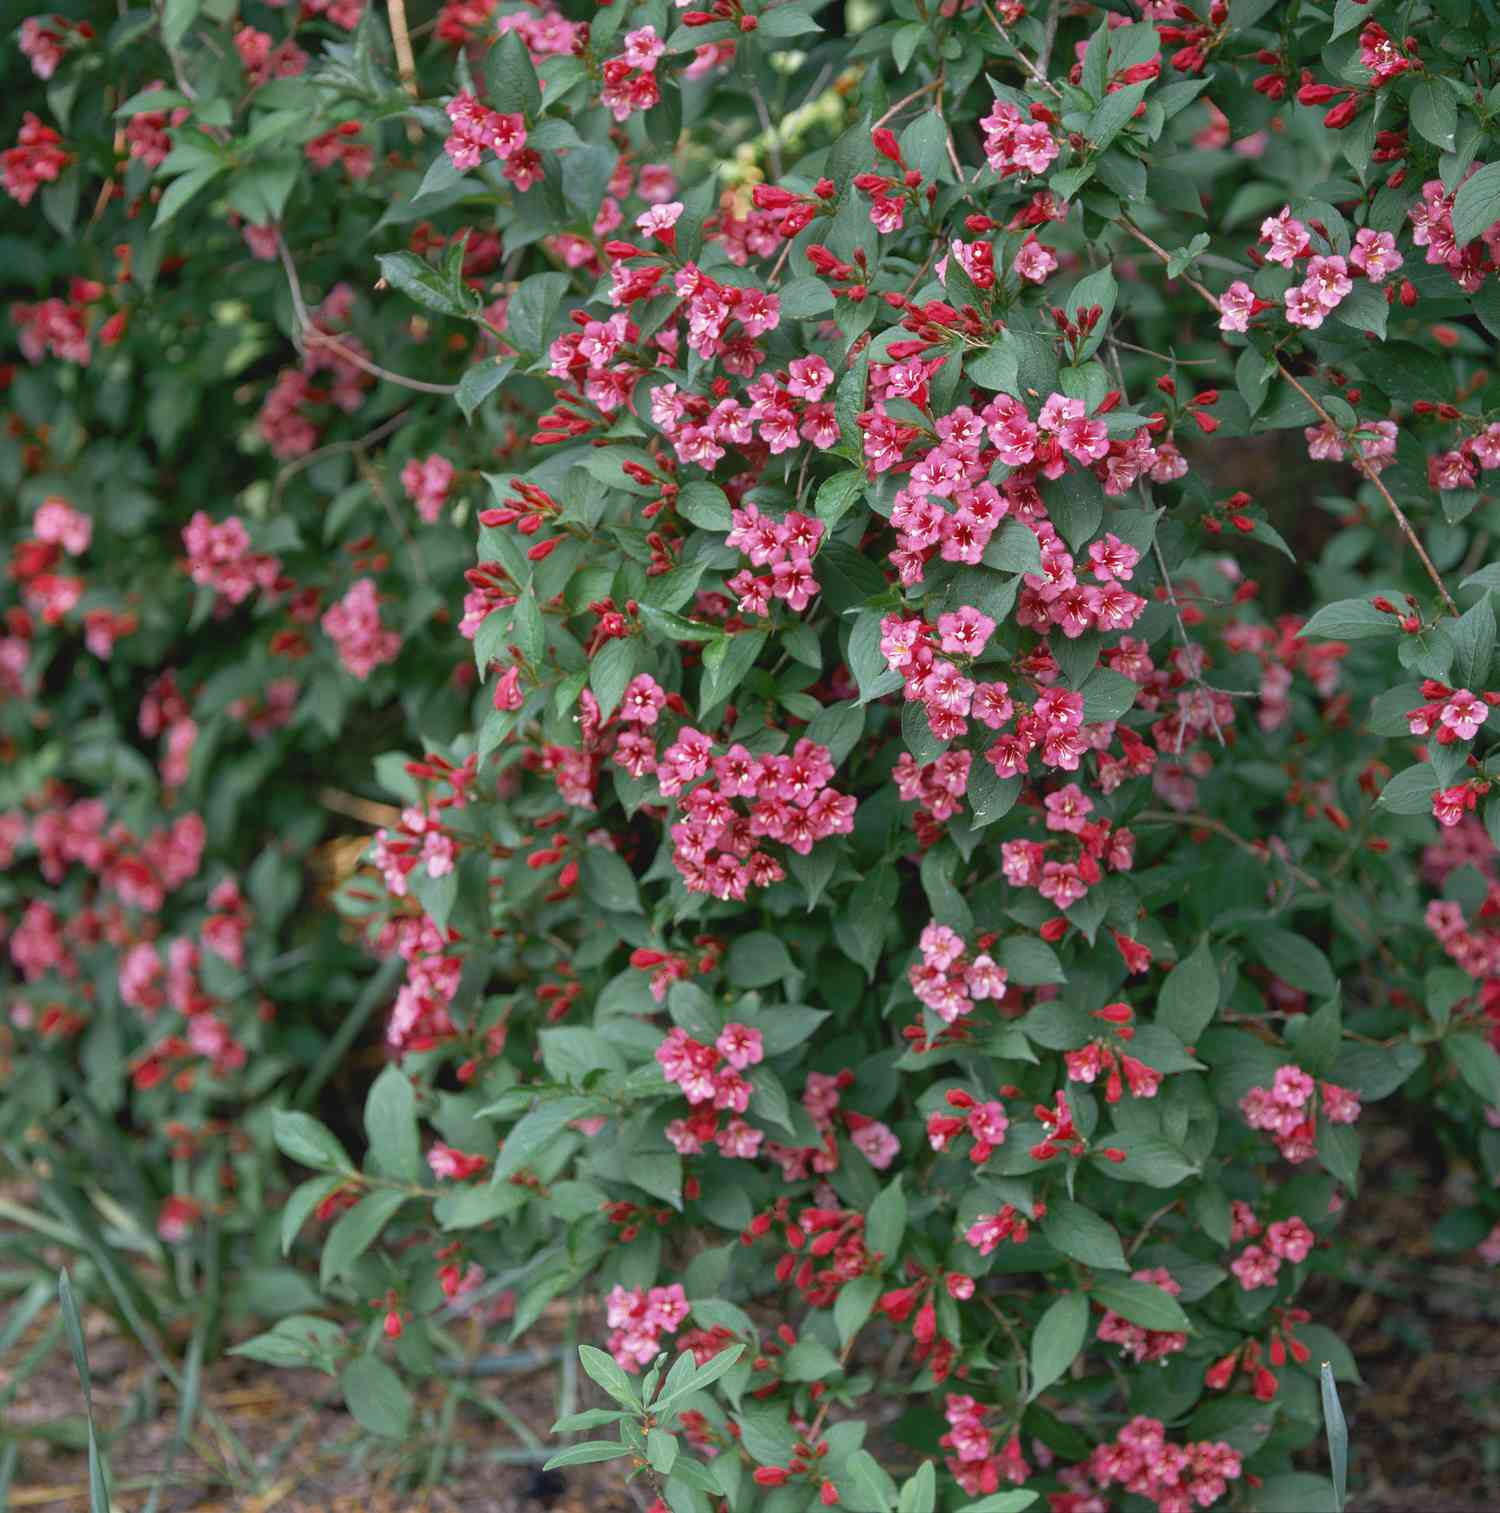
{"left": 981, "top": 0, "right": 1064, "bottom": 98}
{"left": 1134, "top": 809, "right": 1325, "bottom": 893}
{"left": 386, "top": 0, "right": 425, "bottom": 144}
{"left": 357, "top": 448, "right": 432, "bottom": 590}
{"left": 1118, "top": 214, "right": 1459, "bottom": 617}
{"left": 749, "top": 83, "right": 783, "bottom": 182}
{"left": 873, "top": 79, "right": 941, "bottom": 130}
{"left": 1037, "top": 0, "right": 1062, "bottom": 78}
{"left": 276, "top": 233, "right": 462, "bottom": 396}
{"left": 271, "top": 408, "right": 411, "bottom": 507}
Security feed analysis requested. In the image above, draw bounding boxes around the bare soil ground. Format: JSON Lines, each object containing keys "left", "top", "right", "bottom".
{"left": 5, "top": 1106, "right": 1499, "bottom": 1512}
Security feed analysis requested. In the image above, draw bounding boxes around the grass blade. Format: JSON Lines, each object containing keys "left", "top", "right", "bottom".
{"left": 58, "top": 1269, "right": 113, "bottom": 1513}
{"left": 1320, "top": 1359, "right": 1349, "bottom": 1513}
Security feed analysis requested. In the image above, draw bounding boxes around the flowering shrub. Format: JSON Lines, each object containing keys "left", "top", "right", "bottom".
{"left": 8, "top": 0, "right": 1500, "bottom": 1508}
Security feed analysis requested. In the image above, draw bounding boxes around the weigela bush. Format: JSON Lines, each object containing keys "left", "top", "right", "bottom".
{"left": 7, "top": 0, "right": 1500, "bottom": 1508}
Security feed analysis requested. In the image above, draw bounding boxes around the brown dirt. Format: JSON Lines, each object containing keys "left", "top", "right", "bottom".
{"left": 6, "top": 1106, "right": 1500, "bottom": 1511}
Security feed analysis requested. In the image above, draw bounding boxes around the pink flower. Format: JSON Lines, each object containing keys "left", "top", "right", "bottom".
{"left": 1266, "top": 1217, "right": 1314, "bottom": 1262}
{"left": 1230, "top": 1244, "right": 1280, "bottom": 1290}
{"left": 1350, "top": 227, "right": 1403, "bottom": 281}
{"left": 1440, "top": 689, "right": 1489, "bottom": 741}
{"left": 715, "top": 1022, "right": 763, "bottom": 1070}
{"left": 851, "top": 1119, "right": 901, "bottom": 1169}
{"left": 620, "top": 673, "right": 668, "bottom": 725}
{"left": 1217, "top": 280, "right": 1256, "bottom": 333}
{"left": 1284, "top": 284, "right": 1327, "bottom": 329}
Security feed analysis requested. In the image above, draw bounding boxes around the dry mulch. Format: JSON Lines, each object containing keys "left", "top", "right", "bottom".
{"left": 6, "top": 1108, "right": 1500, "bottom": 1510}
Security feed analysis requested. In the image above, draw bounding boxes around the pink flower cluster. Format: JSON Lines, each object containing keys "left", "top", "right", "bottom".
{"left": 1000, "top": 805, "right": 1135, "bottom": 913}
{"left": 1303, "top": 416, "right": 1397, "bottom": 474}
{"left": 13, "top": 288, "right": 94, "bottom": 365}
{"left": 1411, "top": 174, "right": 1500, "bottom": 291}
{"left": 20, "top": 14, "right": 92, "bottom": 80}
{"left": 907, "top": 921, "right": 1010, "bottom": 1026}
{"left": 548, "top": 310, "right": 644, "bottom": 414}
{"left": 1065, "top": 1035, "right": 1162, "bottom": 1102}
{"left": 978, "top": 98, "right": 1060, "bottom": 178}
{"left": 1097, "top": 1268, "right": 1187, "bottom": 1364}
{"left": 1422, "top": 423, "right": 1500, "bottom": 493}
{"left": 1085, "top": 1418, "right": 1242, "bottom": 1513}
{"left": 34, "top": 496, "right": 91, "bottom": 555}
{"left": 871, "top": 392, "right": 1160, "bottom": 592}
{"left": 1229, "top": 1214, "right": 1315, "bottom": 1291}
{"left": 380, "top": 914, "right": 464, "bottom": 1051}
{"left": 2, "top": 112, "right": 69, "bottom": 206}
{"left": 649, "top": 354, "right": 836, "bottom": 475}
{"left": 724, "top": 504, "right": 824, "bottom": 615}
{"left": 1426, "top": 894, "right": 1500, "bottom": 979}
{"left": 940, "top": 1394, "right": 1030, "bottom": 1497}
{"left": 304, "top": 124, "right": 374, "bottom": 182}
{"left": 321, "top": 578, "right": 401, "bottom": 680}
{"left": 604, "top": 1281, "right": 689, "bottom": 1371}
{"left": 182, "top": 512, "right": 283, "bottom": 608}
{"left": 401, "top": 453, "right": 456, "bottom": 523}
{"left": 925, "top": 1086, "right": 1010, "bottom": 1162}
{"left": 613, "top": 708, "right": 854, "bottom": 900}
{"left": 601, "top": 25, "right": 665, "bottom": 123}
{"left": 371, "top": 805, "right": 458, "bottom": 897}
{"left": 1239, "top": 1065, "right": 1360, "bottom": 1162}
{"left": 658, "top": 1022, "right": 766, "bottom": 1160}
{"left": 124, "top": 82, "right": 190, "bottom": 168}
{"left": 442, "top": 90, "right": 532, "bottom": 189}
{"left": 1407, "top": 686, "right": 1493, "bottom": 744}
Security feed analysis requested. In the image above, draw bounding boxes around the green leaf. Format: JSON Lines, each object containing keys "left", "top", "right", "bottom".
{"left": 1041, "top": 1200, "right": 1127, "bottom": 1270}
{"left": 1248, "top": 929, "right": 1336, "bottom": 996}
{"left": 455, "top": 358, "right": 515, "bottom": 422}
{"left": 1157, "top": 940, "right": 1219, "bottom": 1044}
{"left": 955, "top": 1496, "right": 1039, "bottom": 1513}
{"left": 1320, "top": 1362, "right": 1348, "bottom": 1512}
{"left": 968, "top": 766, "right": 1022, "bottom": 828}
{"left": 727, "top": 931, "right": 794, "bottom": 988}
{"left": 376, "top": 251, "right": 478, "bottom": 320}
{"left": 678, "top": 480, "right": 733, "bottom": 530}
{"left": 1452, "top": 160, "right": 1500, "bottom": 248}
{"left": 1028, "top": 1292, "right": 1088, "bottom": 1400}
{"left": 1091, "top": 1275, "right": 1192, "bottom": 1332}
{"left": 272, "top": 1111, "right": 353, "bottom": 1173}
{"left": 578, "top": 1344, "right": 644, "bottom": 1409}
{"left": 1080, "top": 667, "right": 1138, "bottom": 724}
{"left": 700, "top": 630, "right": 767, "bottom": 713}
{"left": 162, "top": 0, "right": 202, "bottom": 49}
{"left": 506, "top": 270, "right": 570, "bottom": 355}
{"left": 281, "top": 1175, "right": 343, "bottom": 1257}
{"left": 780, "top": 276, "right": 835, "bottom": 318}
{"left": 866, "top": 1177, "right": 907, "bottom": 1264}
{"left": 1450, "top": 593, "right": 1496, "bottom": 690}
{"left": 844, "top": 1450, "right": 897, "bottom": 1513}
{"left": 1091, "top": 1133, "right": 1198, "bottom": 1188}
{"left": 1377, "top": 762, "right": 1438, "bottom": 815}
{"left": 1409, "top": 78, "right": 1458, "bottom": 151}
{"left": 647, "top": 1427, "right": 679, "bottom": 1475}
{"left": 153, "top": 165, "right": 224, "bottom": 230}
{"left": 484, "top": 28, "right": 542, "bottom": 116}
{"left": 341, "top": 1355, "right": 412, "bottom": 1439}
{"left": 834, "top": 1275, "right": 880, "bottom": 1349}
{"left": 581, "top": 849, "right": 642, "bottom": 913}
{"left": 364, "top": 1066, "right": 422, "bottom": 1184}
{"left": 320, "top": 1190, "right": 407, "bottom": 1286}
{"left": 1447, "top": 1032, "right": 1500, "bottom": 1104}
{"left": 1298, "top": 597, "right": 1400, "bottom": 641}
{"left": 543, "top": 1441, "right": 634, "bottom": 1469}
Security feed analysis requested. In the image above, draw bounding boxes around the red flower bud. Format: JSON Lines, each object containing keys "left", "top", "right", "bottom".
{"left": 871, "top": 127, "right": 903, "bottom": 164}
